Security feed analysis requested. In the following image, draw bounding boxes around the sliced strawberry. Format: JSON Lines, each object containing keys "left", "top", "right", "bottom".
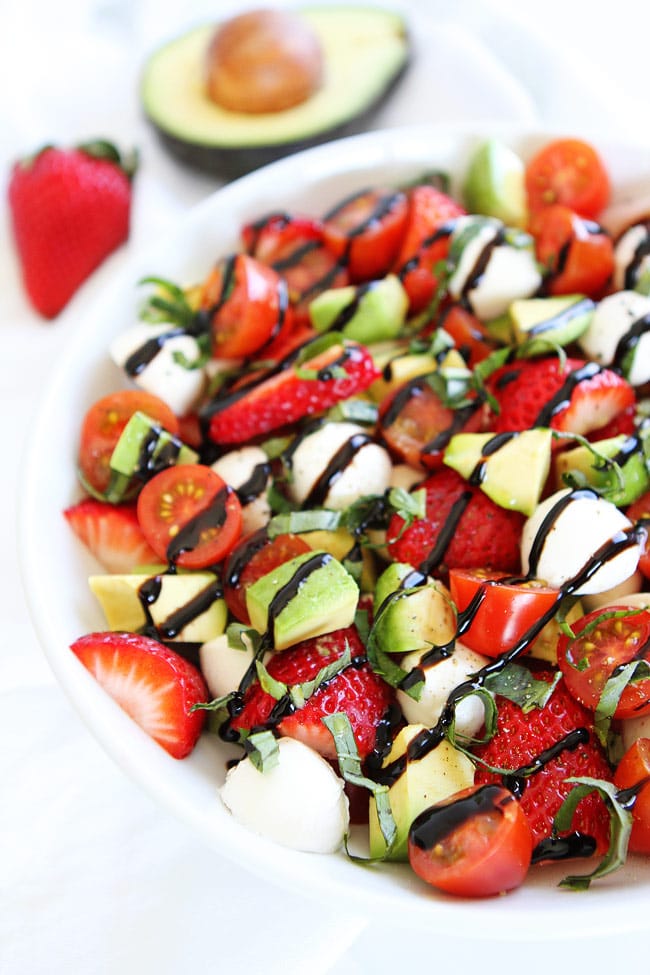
{"left": 474, "top": 671, "right": 612, "bottom": 852}
{"left": 70, "top": 631, "right": 208, "bottom": 758}
{"left": 64, "top": 498, "right": 158, "bottom": 573}
{"left": 204, "top": 339, "right": 379, "bottom": 444}
{"left": 386, "top": 468, "right": 524, "bottom": 577}
{"left": 229, "top": 625, "right": 394, "bottom": 761}
{"left": 489, "top": 356, "right": 635, "bottom": 441}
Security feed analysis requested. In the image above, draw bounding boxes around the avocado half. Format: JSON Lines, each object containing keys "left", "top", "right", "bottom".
{"left": 140, "top": 5, "right": 411, "bottom": 180}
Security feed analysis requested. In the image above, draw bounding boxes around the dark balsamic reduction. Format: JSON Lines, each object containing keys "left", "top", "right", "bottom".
{"left": 223, "top": 527, "right": 269, "bottom": 588}
{"left": 527, "top": 297, "right": 594, "bottom": 336}
{"left": 534, "top": 362, "right": 601, "bottom": 428}
{"left": 265, "top": 552, "right": 333, "bottom": 636}
{"left": 503, "top": 728, "right": 590, "bottom": 799}
{"left": 302, "top": 432, "right": 372, "bottom": 508}
{"left": 124, "top": 328, "right": 185, "bottom": 376}
{"left": 328, "top": 282, "right": 376, "bottom": 331}
{"left": 165, "top": 486, "right": 232, "bottom": 564}
{"left": 468, "top": 431, "right": 518, "bottom": 487}
{"left": 409, "top": 783, "right": 513, "bottom": 851}
{"left": 397, "top": 222, "right": 456, "bottom": 279}
{"left": 532, "top": 832, "right": 597, "bottom": 864}
{"left": 136, "top": 574, "right": 222, "bottom": 642}
{"left": 612, "top": 312, "right": 650, "bottom": 373}
{"left": 459, "top": 227, "right": 506, "bottom": 308}
{"left": 418, "top": 490, "right": 473, "bottom": 576}
{"left": 624, "top": 221, "right": 650, "bottom": 290}
{"left": 235, "top": 461, "right": 271, "bottom": 506}
{"left": 422, "top": 400, "right": 483, "bottom": 457}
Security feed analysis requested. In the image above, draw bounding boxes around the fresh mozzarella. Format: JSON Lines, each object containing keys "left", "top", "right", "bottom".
{"left": 287, "top": 421, "right": 392, "bottom": 510}
{"left": 581, "top": 571, "right": 643, "bottom": 612}
{"left": 521, "top": 488, "right": 641, "bottom": 595}
{"left": 110, "top": 322, "right": 205, "bottom": 415}
{"left": 389, "top": 463, "right": 425, "bottom": 492}
{"left": 211, "top": 445, "right": 272, "bottom": 534}
{"left": 397, "top": 642, "right": 489, "bottom": 739}
{"left": 578, "top": 290, "right": 650, "bottom": 386}
{"left": 613, "top": 223, "right": 650, "bottom": 291}
{"left": 220, "top": 737, "right": 349, "bottom": 853}
{"left": 448, "top": 218, "right": 542, "bottom": 320}
{"left": 199, "top": 633, "right": 256, "bottom": 700}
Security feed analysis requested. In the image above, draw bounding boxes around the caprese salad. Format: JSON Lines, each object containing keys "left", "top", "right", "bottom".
{"left": 65, "top": 135, "right": 650, "bottom": 899}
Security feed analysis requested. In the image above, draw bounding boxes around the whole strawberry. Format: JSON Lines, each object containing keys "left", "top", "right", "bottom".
{"left": 8, "top": 139, "right": 136, "bottom": 318}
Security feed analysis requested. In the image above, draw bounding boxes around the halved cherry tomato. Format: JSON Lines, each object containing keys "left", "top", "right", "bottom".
{"left": 530, "top": 204, "right": 614, "bottom": 297}
{"left": 613, "top": 738, "right": 650, "bottom": 854}
{"left": 408, "top": 784, "right": 533, "bottom": 898}
{"left": 438, "top": 305, "right": 496, "bottom": 367}
{"left": 392, "top": 184, "right": 465, "bottom": 313}
{"left": 379, "top": 377, "right": 483, "bottom": 470}
{"left": 323, "top": 187, "right": 409, "bottom": 282}
{"left": 199, "top": 253, "right": 291, "bottom": 359}
{"left": 525, "top": 138, "right": 611, "bottom": 219}
{"left": 137, "top": 464, "right": 242, "bottom": 570}
{"left": 557, "top": 604, "right": 650, "bottom": 719}
{"left": 449, "top": 569, "right": 559, "bottom": 658}
{"left": 223, "top": 529, "right": 312, "bottom": 623}
{"left": 627, "top": 491, "right": 650, "bottom": 580}
{"left": 78, "top": 390, "right": 180, "bottom": 497}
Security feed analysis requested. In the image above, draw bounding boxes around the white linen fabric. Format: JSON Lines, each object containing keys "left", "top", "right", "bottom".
{"left": 2, "top": 2, "right": 649, "bottom": 972}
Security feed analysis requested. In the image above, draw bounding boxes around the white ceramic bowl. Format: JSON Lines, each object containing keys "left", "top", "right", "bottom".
{"left": 19, "top": 124, "right": 650, "bottom": 939}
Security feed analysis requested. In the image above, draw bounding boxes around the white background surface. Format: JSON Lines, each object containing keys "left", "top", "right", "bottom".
{"left": 3, "top": 1, "right": 650, "bottom": 972}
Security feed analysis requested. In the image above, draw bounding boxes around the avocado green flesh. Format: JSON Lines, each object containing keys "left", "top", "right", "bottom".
{"left": 141, "top": 6, "right": 410, "bottom": 178}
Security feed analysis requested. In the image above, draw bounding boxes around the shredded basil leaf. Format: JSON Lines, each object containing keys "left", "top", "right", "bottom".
{"left": 484, "top": 663, "right": 562, "bottom": 714}
{"left": 244, "top": 730, "right": 280, "bottom": 773}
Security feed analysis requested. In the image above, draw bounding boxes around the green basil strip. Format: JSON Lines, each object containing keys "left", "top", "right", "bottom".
{"left": 484, "top": 663, "right": 562, "bottom": 715}
{"left": 328, "top": 399, "right": 379, "bottom": 425}
{"left": 255, "top": 644, "right": 353, "bottom": 708}
{"left": 554, "top": 777, "right": 633, "bottom": 890}
{"left": 444, "top": 686, "right": 498, "bottom": 755}
{"left": 294, "top": 331, "right": 346, "bottom": 366}
{"left": 267, "top": 509, "right": 342, "bottom": 537}
{"left": 226, "top": 622, "right": 261, "bottom": 654}
{"left": 245, "top": 730, "right": 280, "bottom": 773}
{"left": 387, "top": 486, "right": 426, "bottom": 525}
{"left": 322, "top": 713, "right": 396, "bottom": 853}
{"left": 594, "top": 660, "right": 650, "bottom": 747}
{"left": 191, "top": 690, "right": 235, "bottom": 714}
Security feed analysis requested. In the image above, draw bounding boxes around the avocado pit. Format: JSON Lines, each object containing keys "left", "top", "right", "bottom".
{"left": 205, "top": 8, "right": 324, "bottom": 114}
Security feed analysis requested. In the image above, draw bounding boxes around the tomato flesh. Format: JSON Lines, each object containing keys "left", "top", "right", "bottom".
{"left": 408, "top": 784, "right": 533, "bottom": 898}
{"left": 137, "top": 464, "right": 242, "bottom": 570}
{"left": 525, "top": 138, "right": 611, "bottom": 219}
{"left": 449, "top": 569, "right": 559, "bottom": 658}
{"left": 614, "top": 738, "right": 650, "bottom": 854}
{"left": 627, "top": 492, "right": 650, "bottom": 580}
{"left": 223, "top": 530, "right": 311, "bottom": 624}
{"left": 78, "top": 390, "right": 179, "bottom": 497}
{"left": 323, "top": 187, "right": 409, "bottom": 282}
{"left": 529, "top": 204, "right": 614, "bottom": 298}
{"left": 557, "top": 605, "right": 650, "bottom": 719}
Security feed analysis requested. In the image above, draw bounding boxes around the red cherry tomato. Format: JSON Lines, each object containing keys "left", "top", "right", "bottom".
{"left": 242, "top": 212, "right": 348, "bottom": 324}
{"left": 557, "top": 605, "right": 650, "bottom": 719}
{"left": 438, "top": 305, "right": 496, "bottom": 367}
{"left": 199, "top": 253, "right": 291, "bottom": 359}
{"left": 392, "top": 185, "right": 465, "bottom": 313}
{"left": 627, "top": 491, "right": 650, "bottom": 580}
{"left": 223, "top": 529, "right": 312, "bottom": 624}
{"left": 408, "top": 784, "right": 533, "bottom": 898}
{"left": 379, "top": 377, "right": 483, "bottom": 470}
{"left": 613, "top": 738, "right": 650, "bottom": 854}
{"left": 78, "top": 390, "right": 179, "bottom": 497}
{"left": 137, "top": 464, "right": 242, "bottom": 570}
{"left": 449, "top": 569, "right": 559, "bottom": 658}
{"left": 322, "top": 187, "right": 409, "bottom": 282}
{"left": 529, "top": 204, "right": 614, "bottom": 297}
{"left": 525, "top": 138, "right": 611, "bottom": 219}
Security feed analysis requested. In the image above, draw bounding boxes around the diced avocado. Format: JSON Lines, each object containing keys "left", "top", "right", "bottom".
{"left": 140, "top": 6, "right": 410, "bottom": 179}
{"left": 527, "top": 599, "right": 584, "bottom": 664}
{"left": 510, "top": 295, "right": 595, "bottom": 355}
{"left": 368, "top": 351, "right": 438, "bottom": 403}
{"left": 245, "top": 549, "right": 359, "bottom": 650}
{"left": 463, "top": 138, "right": 527, "bottom": 228}
{"left": 105, "top": 411, "right": 198, "bottom": 503}
{"left": 368, "top": 724, "right": 475, "bottom": 861}
{"left": 371, "top": 562, "right": 456, "bottom": 655}
{"left": 89, "top": 571, "right": 227, "bottom": 643}
{"left": 309, "top": 275, "right": 408, "bottom": 344}
{"left": 484, "top": 311, "right": 514, "bottom": 345}
{"left": 444, "top": 428, "right": 552, "bottom": 516}
{"left": 554, "top": 433, "right": 650, "bottom": 507}
{"left": 297, "top": 527, "right": 377, "bottom": 592}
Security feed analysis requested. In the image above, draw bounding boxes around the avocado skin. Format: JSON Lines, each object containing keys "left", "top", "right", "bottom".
{"left": 146, "top": 61, "right": 410, "bottom": 180}
{"left": 141, "top": 7, "right": 411, "bottom": 180}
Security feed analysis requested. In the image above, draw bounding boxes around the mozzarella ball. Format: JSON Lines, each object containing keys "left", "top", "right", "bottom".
{"left": 110, "top": 322, "right": 205, "bottom": 416}
{"left": 580, "top": 571, "right": 643, "bottom": 612}
{"left": 397, "top": 642, "right": 489, "bottom": 740}
{"left": 199, "top": 633, "right": 256, "bottom": 699}
{"left": 578, "top": 290, "right": 650, "bottom": 386}
{"left": 448, "top": 218, "right": 542, "bottom": 320}
{"left": 220, "top": 737, "right": 349, "bottom": 853}
{"left": 521, "top": 488, "right": 641, "bottom": 595}
{"left": 287, "top": 422, "right": 392, "bottom": 509}
{"left": 613, "top": 223, "right": 650, "bottom": 291}
{"left": 211, "top": 445, "right": 272, "bottom": 534}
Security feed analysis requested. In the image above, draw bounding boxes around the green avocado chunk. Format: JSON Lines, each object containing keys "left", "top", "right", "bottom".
{"left": 510, "top": 294, "right": 595, "bottom": 355}
{"left": 555, "top": 432, "right": 650, "bottom": 506}
{"left": 245, "top": 549, "right": 359, "bottom": 650}
{"left": 140, "top": 6, "right": 410, "bottom": 178}
{"left": 463, "top": 138, "right": 527, "bottom": 228}
{"left": 309, "top": 275, "right": 408, "bottom": 343}
{"left": 371, "top": 562, "right": 456, "bottom": 655}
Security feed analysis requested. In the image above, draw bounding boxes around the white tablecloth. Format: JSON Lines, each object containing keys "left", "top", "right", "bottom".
{"left": 3, "top": 2, "right": 650, "bottom": 971}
